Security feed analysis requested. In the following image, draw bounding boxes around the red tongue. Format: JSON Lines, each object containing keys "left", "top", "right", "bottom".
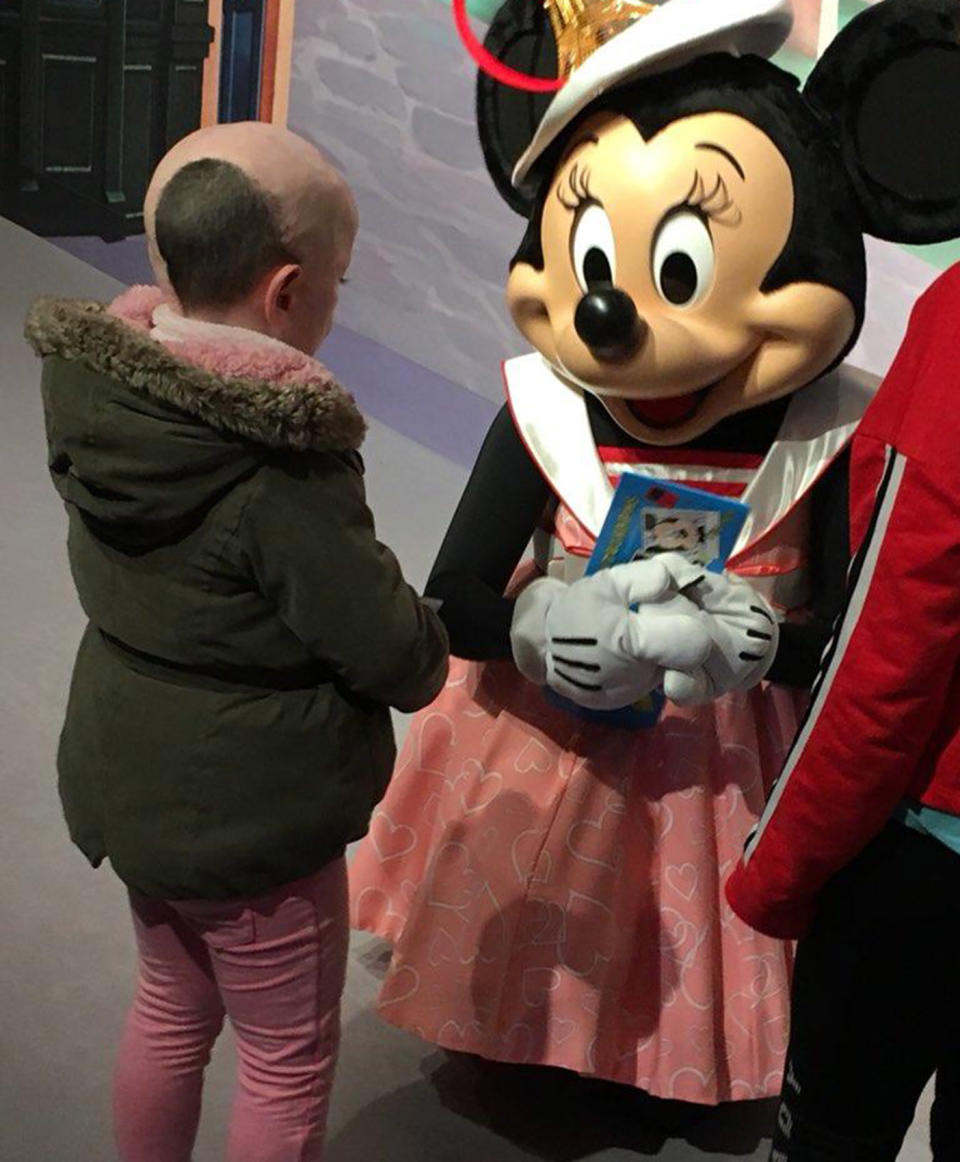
{"left": 628, "top": 391, "right": 702, "bottom": 427}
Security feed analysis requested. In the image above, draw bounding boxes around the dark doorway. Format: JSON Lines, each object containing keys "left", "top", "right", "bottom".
{"left": 0, "top": 0, "right": 212, "bottom": 238}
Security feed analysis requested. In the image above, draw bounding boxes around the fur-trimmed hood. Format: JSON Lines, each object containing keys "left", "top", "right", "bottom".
{"left": 26, "top": 287, "right": 366, "bottom": 549}
{"left": 25, "top": 287, "right": 366, "bottom": 454}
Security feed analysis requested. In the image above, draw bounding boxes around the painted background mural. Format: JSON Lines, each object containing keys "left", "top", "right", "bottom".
{"left": 289, "top": 0, "right": 519, "bottom": 402}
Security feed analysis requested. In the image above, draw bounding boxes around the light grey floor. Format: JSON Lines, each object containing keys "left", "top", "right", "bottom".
{"left": 0, "top": 217, "right": 932, "bottom": 1160}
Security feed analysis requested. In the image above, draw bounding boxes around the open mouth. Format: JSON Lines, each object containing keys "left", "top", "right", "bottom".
{"left": 626, "top": 386, "right": 712, "bottom": 429}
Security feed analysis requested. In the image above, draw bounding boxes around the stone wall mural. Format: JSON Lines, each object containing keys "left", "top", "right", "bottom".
{"left": 289, "top": 0, "right": 523, "bottom": 402}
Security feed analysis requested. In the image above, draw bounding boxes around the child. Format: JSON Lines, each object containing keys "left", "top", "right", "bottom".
{"left": 25, "top": 121, "right": 449, "bottom": 1162}
{"left": 726, "top": 264, "right": 960, "bottom": 1160}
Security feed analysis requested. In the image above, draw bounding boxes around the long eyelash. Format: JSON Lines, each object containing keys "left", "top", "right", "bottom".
{"left": 557, "top": 163, "right": 597, "bottom": 212}
{"left": 682, "top": 169, "right": 742, "bottom": 226}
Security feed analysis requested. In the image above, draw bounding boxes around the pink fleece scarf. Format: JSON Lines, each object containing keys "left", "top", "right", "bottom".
{"left": 108, "top": 285, "right": 337, "bottom": 390}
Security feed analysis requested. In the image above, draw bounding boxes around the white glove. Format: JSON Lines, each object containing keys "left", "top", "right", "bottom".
{"left": 511, "top": 575, "right": 567, "bottom": 686}
{"left": 511, "top": 559, "right": 712, "bottom": 712}
{"left": 654, "top": 557, "right": 780, "bottom": 706}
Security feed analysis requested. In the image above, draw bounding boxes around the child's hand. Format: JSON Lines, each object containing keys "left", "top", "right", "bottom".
{"left": 511, "top": 559, "right": 712, "bottom": 712}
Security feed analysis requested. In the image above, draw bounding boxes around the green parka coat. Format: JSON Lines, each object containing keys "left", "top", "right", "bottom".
{"left": 25, "top": 291, "right": 449, "bottom": 900}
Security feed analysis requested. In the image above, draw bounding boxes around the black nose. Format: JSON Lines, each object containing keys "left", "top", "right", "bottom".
{"left": 574, "top": 287, "right": 646, "bottom": 363}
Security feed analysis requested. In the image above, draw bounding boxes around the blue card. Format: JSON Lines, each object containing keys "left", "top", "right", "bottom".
{"left": 548, "top": 474, "right": 750, "bottom": 729}
{"left": 588, "top": 474, "right": 750, "bottom": 578}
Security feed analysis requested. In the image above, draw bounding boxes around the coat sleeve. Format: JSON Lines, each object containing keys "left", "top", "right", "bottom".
{"left": 241, "top": 452, "right": 449, "bottom": 712}
{"left": 726, "top": 439, "right": 960, "bottom": 939}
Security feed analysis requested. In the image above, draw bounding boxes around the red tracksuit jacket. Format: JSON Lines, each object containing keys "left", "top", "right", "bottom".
{"left": 726, "top": 263, "right": 960, "bottom": 940}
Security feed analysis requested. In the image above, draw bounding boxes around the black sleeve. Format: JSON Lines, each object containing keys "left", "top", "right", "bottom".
{"left": 767, "top": 445, "right": 851, "bottom": 689}
{"left": 425, "top": 404, "right": 552, "bottom": 660}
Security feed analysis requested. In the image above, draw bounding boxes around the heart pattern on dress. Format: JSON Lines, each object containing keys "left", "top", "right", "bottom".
{"left": 549, "top": 1017, "right": 577, "bottom": 1045}
{"left": 522, "top": 967, "right": 561, "bottom": 1008}
{"left": 378, "top": 964, "right": 421, "bottom": 1008}
{"left": 515, "top": 738, "right": 552, "bottom": 775}
{"left": 454, "top": 759, "right": 504, "bottom": 815}
{"left": 417, "top": 712, "right": 457, "bottom": 780}
{"left": 425, "top": 842, "right": 483, "bottom": 912}
{"left": 428, "top": 927, "right": 461, "bottom": 968}
{"left": 369, "top": 812, "right": 417, "bottom": 864}
{"left": 665, "top": 863, "right": 699, "bottom": 902}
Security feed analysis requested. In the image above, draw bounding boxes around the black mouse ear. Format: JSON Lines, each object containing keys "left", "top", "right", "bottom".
{"left": 476, "top": 0, "right": 558, "bottom": 216}
{"left": 804, "top": 0, "right": 960, "bottom": 244}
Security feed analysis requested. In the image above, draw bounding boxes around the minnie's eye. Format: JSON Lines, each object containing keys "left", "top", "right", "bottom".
{"left": 652, "top": 210, "right": 715, "bottom": 307}
{"left": 571, "top": 203, "right": 617, "bottom": 292}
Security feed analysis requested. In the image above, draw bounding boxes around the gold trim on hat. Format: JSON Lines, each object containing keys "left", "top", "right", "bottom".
{"left": 545, "top": 0, "right": 656, "bottom": 78}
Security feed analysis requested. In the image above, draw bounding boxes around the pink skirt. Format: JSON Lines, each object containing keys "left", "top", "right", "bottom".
{"left": 350, "top": 655, "right": 802, "bottom": 1104}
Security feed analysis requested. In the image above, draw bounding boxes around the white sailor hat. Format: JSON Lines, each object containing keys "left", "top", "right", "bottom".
{"left": 512, "top": 0, "right": 794, "bottom": 189}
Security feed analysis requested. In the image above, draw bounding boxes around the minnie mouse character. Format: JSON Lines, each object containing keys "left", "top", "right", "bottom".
{"left": 351, "top": 0, "right": 960, "bottom": 1106}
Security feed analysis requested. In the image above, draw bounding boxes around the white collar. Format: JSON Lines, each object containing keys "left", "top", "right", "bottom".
{"left": 503, "top": 353, "right": 877, "bottom": 555}
{"left": 730, "top": 363, "right": 876, "bottom": 557}
{"left": 504, "top": 354, "right": 614, "bottom": 536}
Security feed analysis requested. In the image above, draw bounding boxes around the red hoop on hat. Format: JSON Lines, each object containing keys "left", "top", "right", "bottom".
{"left": 452, "top": 0, "right": 565, "bottom": 93}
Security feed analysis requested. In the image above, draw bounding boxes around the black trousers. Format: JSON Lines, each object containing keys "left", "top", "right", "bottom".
{"left": 771, "top": 821, "right": 960, "bottom": 1161}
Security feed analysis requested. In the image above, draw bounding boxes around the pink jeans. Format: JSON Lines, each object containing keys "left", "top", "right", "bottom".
{"left": 113, "top": 857, "right": 349, "bottom": 1162}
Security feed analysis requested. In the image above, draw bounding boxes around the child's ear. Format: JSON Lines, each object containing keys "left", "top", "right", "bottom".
{"left": 803, "top": 0, "right": 960, "bottom": 244}
{"left": 476, "top": 0, "right": 557, "bottom": 216}
{"left": 268, "top": 265, "right": 300, "bottom": 315}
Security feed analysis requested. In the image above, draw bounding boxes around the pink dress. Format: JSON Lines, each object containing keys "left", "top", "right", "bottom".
{"left": 350, "top": 354, "right": 876, "bottom": 1104}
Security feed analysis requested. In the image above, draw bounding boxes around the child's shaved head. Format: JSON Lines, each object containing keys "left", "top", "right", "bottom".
{"left": 145, "top": 122, "right": 355, "bottom": 292}
{"left": 143, "top": 122, "right": 357, "bottom": 351}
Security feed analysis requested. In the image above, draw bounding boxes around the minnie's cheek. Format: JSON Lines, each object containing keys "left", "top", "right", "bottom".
{"left": 510, "top": 292, "right": 550, "bottom": 330}
{"left": 520, "top": 310, "right": 562, "bottom": 361}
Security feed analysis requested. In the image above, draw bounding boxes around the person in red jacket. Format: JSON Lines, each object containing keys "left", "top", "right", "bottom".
{"left": 726, "top": 262, "right": 960, "bottom": 1160}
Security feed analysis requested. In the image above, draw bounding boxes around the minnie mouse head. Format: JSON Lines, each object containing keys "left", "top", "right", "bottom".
{"left": 467, "top": 0, "right": 960, "bottom": 446}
